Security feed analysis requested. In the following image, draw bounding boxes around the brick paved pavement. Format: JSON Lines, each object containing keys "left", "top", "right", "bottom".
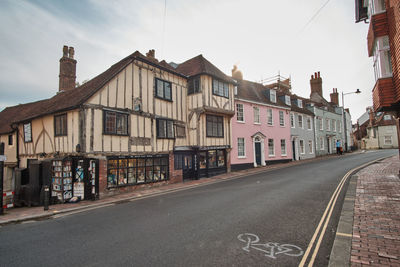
{"left": 351, "top": 155, "right": 400, "bottom": 267}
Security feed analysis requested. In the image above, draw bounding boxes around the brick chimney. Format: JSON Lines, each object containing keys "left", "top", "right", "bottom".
{"left": 146, "top": 49, "right": 155, "bottom": 59}
{"left": 59, "top": 45, "right": 77, "bottom": 91}
{"left": 231, "top": 65, "right": 243, "bottom": 80}
{"left": 330, "top": 88, "right": 339, "bottom": 106}
{"left": 310, "top": 71, "right": 323, "bottom": 97}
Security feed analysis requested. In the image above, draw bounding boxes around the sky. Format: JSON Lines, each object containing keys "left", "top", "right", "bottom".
{"left": 0, "top": 0, "right": 373, "bottom": 123}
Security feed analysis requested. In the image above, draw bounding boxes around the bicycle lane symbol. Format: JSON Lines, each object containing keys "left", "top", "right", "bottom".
{"left": 237, "top": 233, "right": 304, "bottom": 259}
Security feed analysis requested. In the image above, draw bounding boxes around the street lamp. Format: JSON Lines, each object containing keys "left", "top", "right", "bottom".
{"left": 342, "top": 89, "right": 361, "bottom": 152}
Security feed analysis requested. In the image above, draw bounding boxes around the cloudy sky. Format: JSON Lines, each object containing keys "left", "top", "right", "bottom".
{"left": 0, "top": 0, "right": 372, "bottom": 122}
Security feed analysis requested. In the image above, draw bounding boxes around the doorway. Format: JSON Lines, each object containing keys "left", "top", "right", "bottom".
{"left": 255, "top": 142, "right": 262, "bottom": 166}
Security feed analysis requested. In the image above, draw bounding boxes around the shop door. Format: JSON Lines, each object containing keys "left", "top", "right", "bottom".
{"left": 255, "top": 142, "right": 262, "bottom": 166}
{"left": 182, "top": 154, "right": 194, "bottom": 180}
{"left": 73, "top": 159, "right": 98, "bottom": 200}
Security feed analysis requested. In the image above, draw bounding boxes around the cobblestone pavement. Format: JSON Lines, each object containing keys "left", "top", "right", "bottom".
{"left": 351, "top": 155, "right": 400, "bottom": 267}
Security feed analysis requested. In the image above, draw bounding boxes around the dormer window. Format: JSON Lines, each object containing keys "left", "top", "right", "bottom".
{"left": 270, "top": 90, "right": 276, "bottom": 103}
{"left": 285, "top": 95, "right": 291, "bottom": 106}
{"left": 298, "top": 99, "right": 303, "bottom": 108}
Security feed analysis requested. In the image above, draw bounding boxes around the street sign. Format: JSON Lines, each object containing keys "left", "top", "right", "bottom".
{"left": 0, "top": 155, "right": 6, "bottom": 162}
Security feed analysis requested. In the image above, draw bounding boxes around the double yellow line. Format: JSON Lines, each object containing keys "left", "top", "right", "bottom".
{"left": 298, "top": 156, "right": 388, "bottom": 267}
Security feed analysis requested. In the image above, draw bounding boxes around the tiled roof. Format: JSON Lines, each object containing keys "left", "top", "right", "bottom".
{"left": 276, "top": 91, "right": 315, "bottom": 116}
{"left": 0, "top": 51, "right": 186, "bottom": 134}
{"left": 235, "top": 79, "right": 289, "bottom": 109}
{"left": 176, "top": 55, "right": 235, "bottom": 84}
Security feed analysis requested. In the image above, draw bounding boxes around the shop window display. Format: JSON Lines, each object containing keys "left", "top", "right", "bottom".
{"left": 107, "top": 155, "right": 168, "bottom": 188}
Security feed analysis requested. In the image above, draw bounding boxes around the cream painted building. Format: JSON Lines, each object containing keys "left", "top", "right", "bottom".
{"left": 0, "top": 46, "right": 235, "bottom": 205}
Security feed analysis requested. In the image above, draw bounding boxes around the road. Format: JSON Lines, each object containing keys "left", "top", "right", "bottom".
{"left": 0, "top": 150, "right": 397, "bottom": 266}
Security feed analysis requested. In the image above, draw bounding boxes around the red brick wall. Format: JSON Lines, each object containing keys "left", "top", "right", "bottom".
{"left": 387, "top": 0, "right": 400, "bottom": 104}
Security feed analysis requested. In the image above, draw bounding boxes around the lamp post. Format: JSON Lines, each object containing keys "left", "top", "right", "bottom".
{"left": 342, "top": 89, "right": 361, "bottom": 152}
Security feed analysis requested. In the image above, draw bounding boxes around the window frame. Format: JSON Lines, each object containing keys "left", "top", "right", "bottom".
{"left": 212, "top": 78, "right": 230, "bottom": 98}
{"left": 299, "top": 139, "right": 305, "bottom": 154}
{"left": 307, "top": 116, "right": 312, "bottom": 130}
{"left": 267, "top": 109, "right": 273, "bottom": 126}
{"left": 298, "top": 114, "right": 303, "bottom": 129}
{"left": 253, "top": 106, "right": 260, "bottom": 124}
{"left": 280, "top": 139, "right": 287, "bottom": 156}
{"left": 384, "top": 135, "right": 392, "bottom": 145}
{"left": 309, "top": 140, "right": 314, "bottom": 154}
{"left": 188, "top": 76, "right": 201, "bottom": 95}
{"left": 206, "top": 115, "right": 224, "bottom": 138}
{"left": 103, "top": 110, "right": 129, "bottom": 136}
{"left": 54, "top": 113, "right": 68, "bottom": 137}
{"left": 155, "top": 78, "right": 173, "bottom": 101}
{"left": 23, "top": 122, "right": 32, "bottom": 143}
{"left": 290, "top": 113, "right": 295, "bottom": 128}
{"left": 268, "top": 138, "right": 275, "bottom": 157}
{"left": 236, "top": 103, "right": 244, "bottom": 122}
{"left": 156, "top": 118, "right": 175, "bottom": 139}
{"left": 326, "top": 118, "right": 331, "bottom": 131}
{"left": 320, "top": 137, "right": 324, "bottom": 150}
{"left": 279, "top": 111, "right": 285, "bottom": 127}
{"left": 270, "top": 90, "right": 277, "bottom": 103}
{"left": 8, "top": 134, "right": 13, "bottom": 146}
{"left": 237, "top": 137, "right": 246, "bottom": 158}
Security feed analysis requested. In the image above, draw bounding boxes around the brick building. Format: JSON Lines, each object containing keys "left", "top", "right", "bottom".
{"left": 355, "top": 0, "right": 400, "bottom": 147}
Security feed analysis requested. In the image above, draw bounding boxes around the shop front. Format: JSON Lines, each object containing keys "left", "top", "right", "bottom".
{"left": 106, "top": 154, "right": 169, "bottom": 188}
{"left": 51, "top": 157, "right": 99, "bottom": 203}
{"left": 174, "top": 146, "right": 228, "bottom": 180}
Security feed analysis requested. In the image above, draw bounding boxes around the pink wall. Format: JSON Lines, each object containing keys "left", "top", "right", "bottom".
{"left": 231, "top": 100, "right": 292, "bottom": 165}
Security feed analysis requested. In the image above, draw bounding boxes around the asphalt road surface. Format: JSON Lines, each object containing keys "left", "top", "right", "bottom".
{"left": 0, "top": 150, "right": 397, "bottom": 267}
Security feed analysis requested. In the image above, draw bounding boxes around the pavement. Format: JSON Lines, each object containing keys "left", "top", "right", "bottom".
{"left": 0, "top": 154, "right": 337, "bottom": 226}
{"left": 329, "top": 154, "right": 400, "bottom": 267}
{"left": 1, "top": 151, "right": 399, "bottom": 267}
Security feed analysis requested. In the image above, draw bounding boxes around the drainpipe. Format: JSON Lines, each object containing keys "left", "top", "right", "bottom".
{"left": 11, "top": 124, "right": 20, "bottom": 168}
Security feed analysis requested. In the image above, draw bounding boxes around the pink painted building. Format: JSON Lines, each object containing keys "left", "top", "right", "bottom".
{"left": 231, "top": 79, "right": 292, "bottom": 171}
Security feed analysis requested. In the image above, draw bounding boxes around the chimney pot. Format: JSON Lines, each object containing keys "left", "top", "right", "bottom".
{"left": 318, "top": 71, "right": 320, "bottom": 78}
{"left": 68, "top": 47, "right": 74, "bottom": 59}
{"left": 63, "top": 45, "right": 68, "bottom": 57}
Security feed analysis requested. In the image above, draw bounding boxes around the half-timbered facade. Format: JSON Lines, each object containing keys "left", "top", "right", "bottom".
{"left": 0, "top": 47, "right": 236, "bottom": 204}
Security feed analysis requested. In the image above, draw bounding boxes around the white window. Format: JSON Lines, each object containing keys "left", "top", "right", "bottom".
{"left": 267, "top": 109, "right": 273, "bottom": 125}
{"left": 373, "top": 36, "right": 392, "bottom": 81}
{"left": 307, "top": 117, "right": 312, "bottom": 130}
{"left": 298, "top": 99, "right": 303, "bottom": 108}
{"left": 268, "top": 139, "right": 274, "bottom": 156}
{"left": 253, "top": 106, "right": 260, "bottom": 124}
{"left": 338, "top": 121, "right": 342, "bottom": 133}
{"left": 281, "top": 139, "right": 287, "bottom": 156}
{"left": 270, "top": 90, "right": 277, "bottom": 103}
{"left": 285, "top": 95, "right": 291, "bottom": 106}
{"left": 320, "top": 137, "right": 324, "bottom": 150}
{"left": 299, "top": 140, "right": 305, "bottom": 154}
{"left": 326, "top": 119, "right": 330, "bottom": 131}
{"left": 298, "top": 115, "right": 303, "bottom": 128}
{"left": 369, "top": 0, "right": 386, "bottom": 16}
{"left": 384, "top": 135, "right": 392, "bottom": 145}
{"left": 279, "top": 111, "right": 285, "bottom": 126}
{"left": 319, "top": 117, "right": 323, "bottom": 131}
{"left": 332, "top": 119, "right": 336, "bottom": 132}
{"left": 309, "top": 140, "right": 314, "bottom": 154}
{"left": 290, "top": 113, "right": 295, "bottom": 128}
{"left": 236, "top": 103, "right": 244, "bottom": 122}
{"left": 238, "top": 138, "right": 245, "bottom": 157}
{"left": 384, "top": 115, "right": 392, "bottom": 120}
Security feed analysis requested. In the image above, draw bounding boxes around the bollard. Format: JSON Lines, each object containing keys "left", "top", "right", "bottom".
{"left": 44, "top": 185, "right": 49, "bottom": 211}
